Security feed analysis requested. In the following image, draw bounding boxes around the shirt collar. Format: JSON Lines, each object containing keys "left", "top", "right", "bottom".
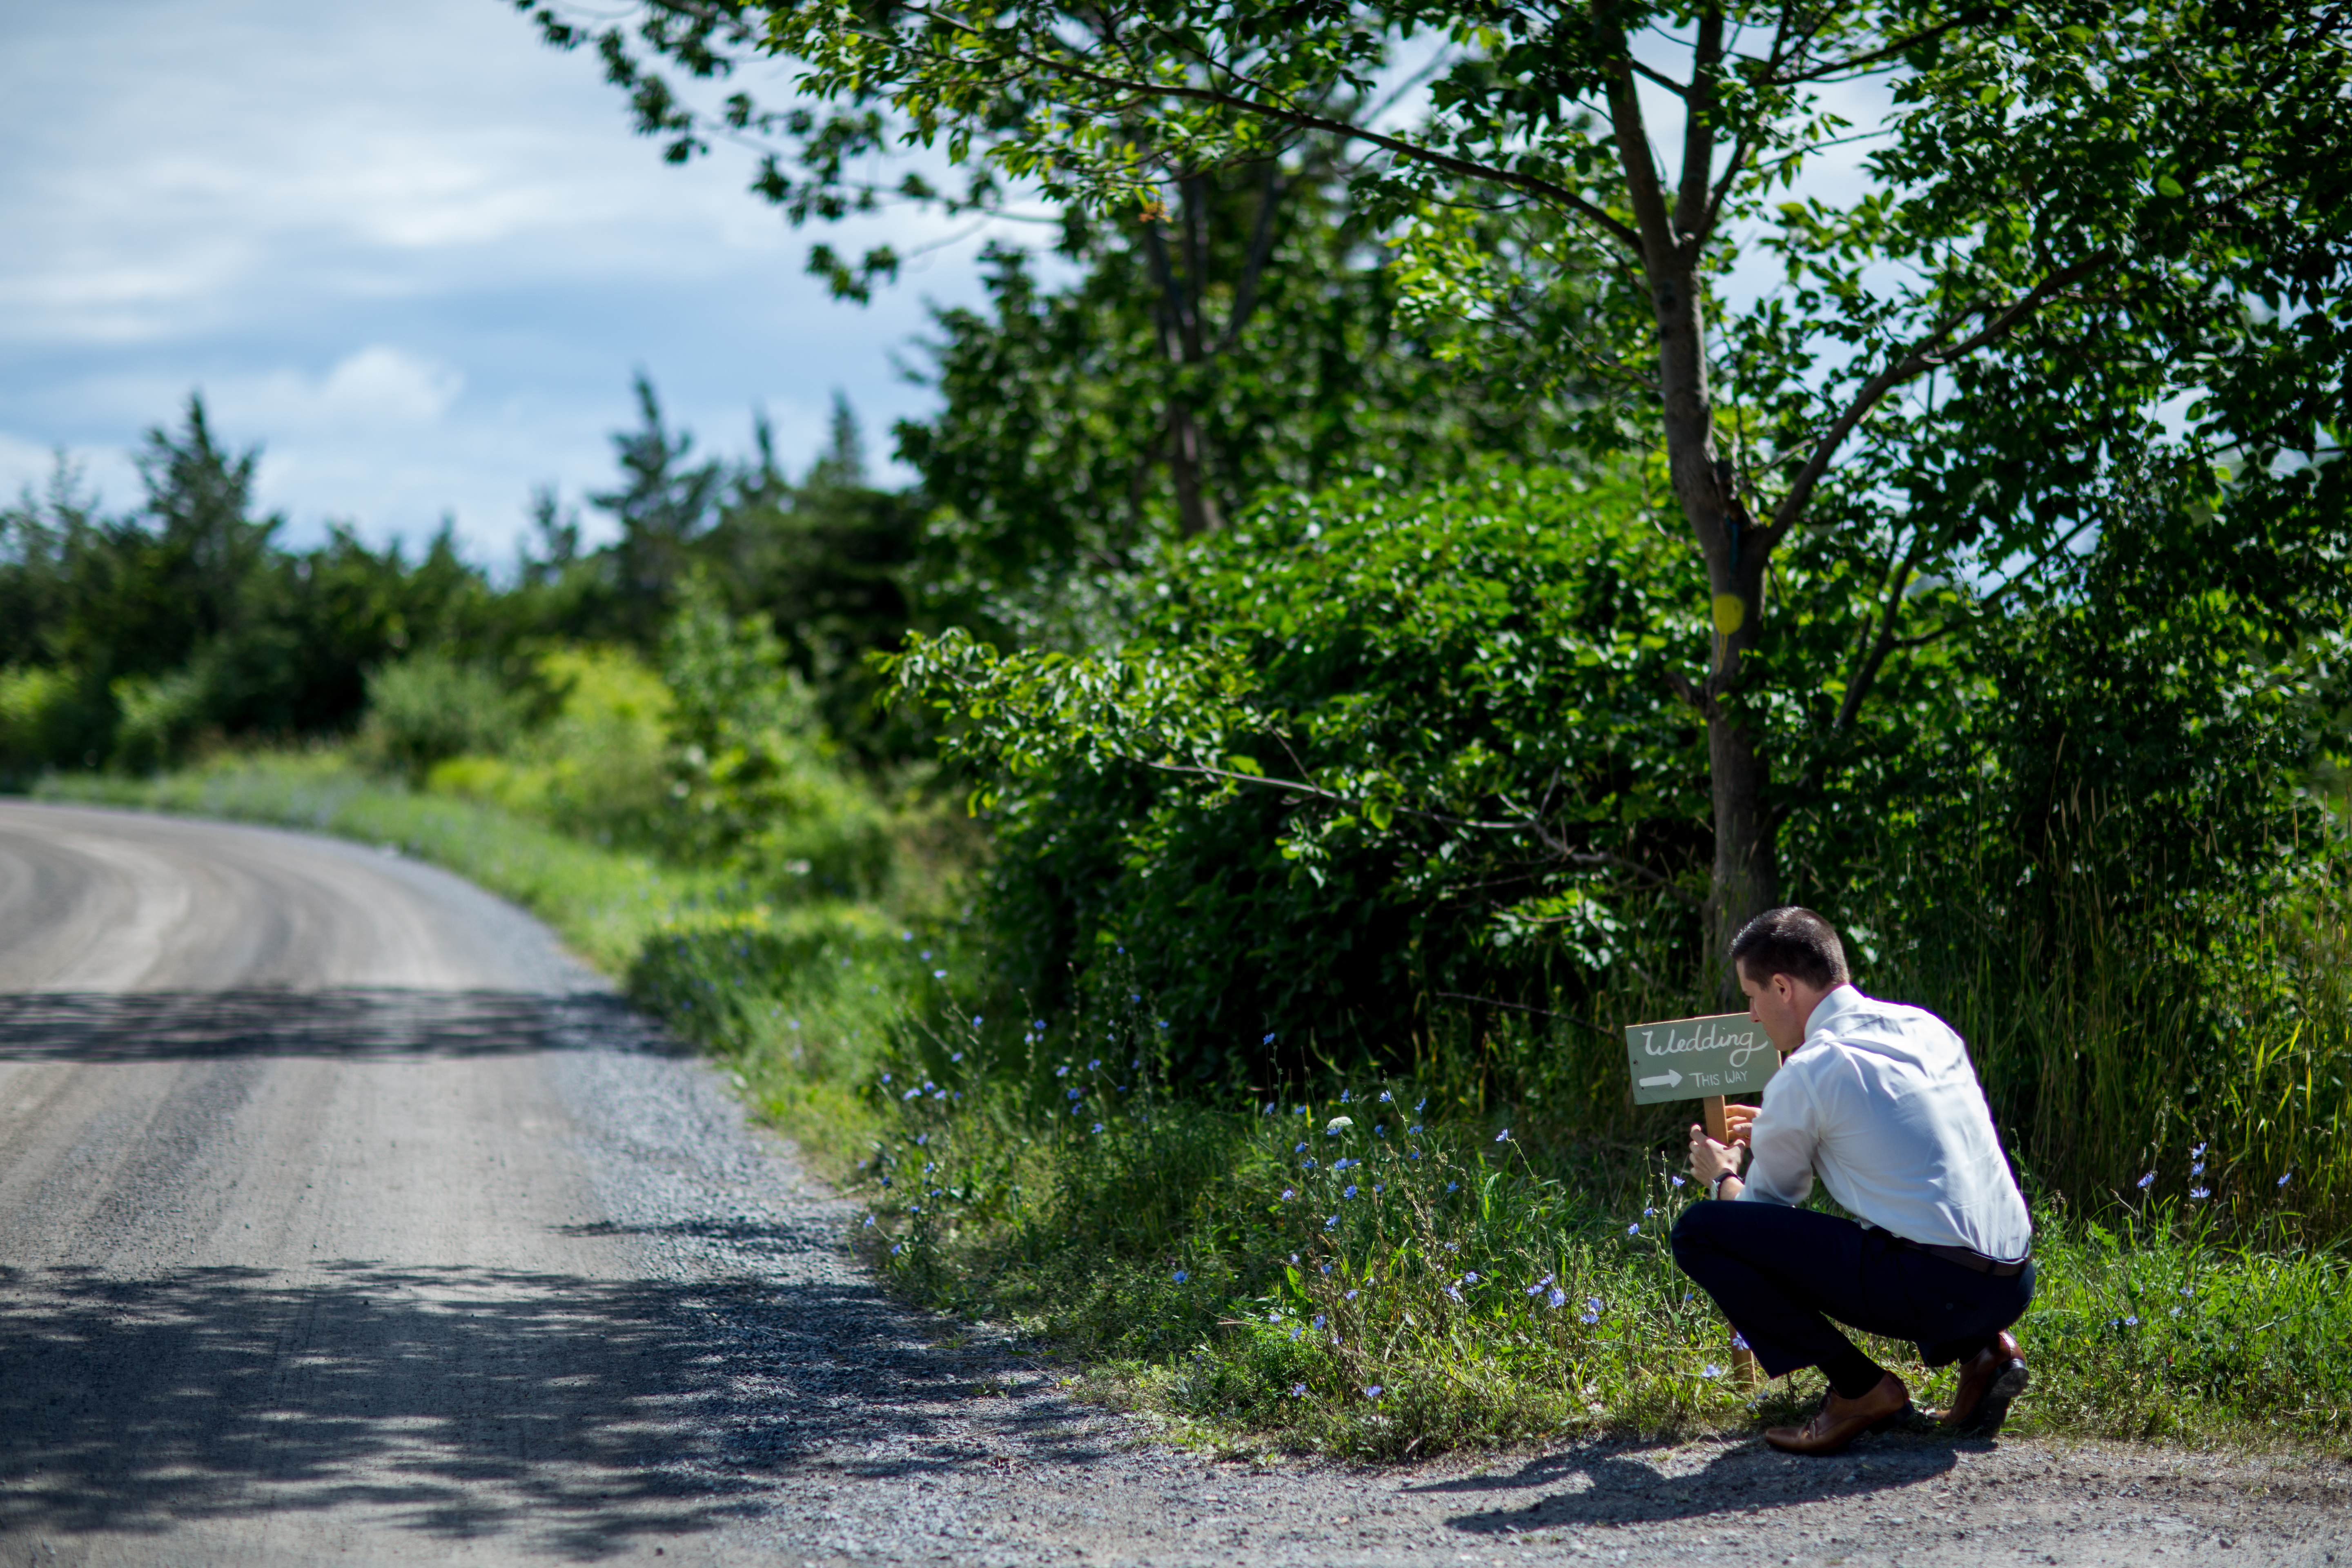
{"left": 1800, "top": 982, "right": 1864, "bottom": 1049}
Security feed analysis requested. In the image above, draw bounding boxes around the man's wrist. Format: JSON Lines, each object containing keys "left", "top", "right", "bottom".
{"left": 1712, "top": 1168, "right": 1741, "bottom": 1198}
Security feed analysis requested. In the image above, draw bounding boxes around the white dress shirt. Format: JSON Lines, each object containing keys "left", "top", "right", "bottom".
{"left": 1737, "top": 983, "right": 2033, "bottom": 1263}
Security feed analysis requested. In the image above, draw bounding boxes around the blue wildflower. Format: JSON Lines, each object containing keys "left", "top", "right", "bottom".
{"left": 862, "top": 1215, "right": 875, "bottom": 1228}
{"left": 1343, "top": 1185, "right": 1358, "bottom": 1199}
{"left": 2137, "top": 1172, "right": 2156, "bottom": 1190}
{"left": 1291, "top": 1383, "right": 1308, "bottom": 1397}
{"left": 2280, "top": 1171, "right": 2294, "bottom": 1188}
{"left": 1702, "top": 1364, "right": 1724, "bottom": 1379}
{"left": 1092, "top": 1123, "right": 1104, "bottom": 1134}
{"left": 1345, "top": 1289, "right": 1359, "bottom": 1301}
{"left": 1363, "top": 1385, "right": 1383, "bottom": 1399}
{"left": 1313, "top": 1314, "right": 1326, "bottom": 1329}
{"left": 1548, "top": 1287, "right": 1567, "bottom": 1310}
{"left": 1281, "top": 1188, "right": 1296, "bottom": 1201}
{"left": 1379, "top": 1091, "right": 1392, "bottom": 1103}
{"left": 1264, "top": 1032, "right": 1276, "bottom": 1044}
{"left": 1173, "top": 1270, "right": 1189, "bottom": 1283}
{"left": 1056, "top": 1065, "right": 1069, "bottom": 1077}
{"left": 1627, "top": 1223, "right": 1640, "bottom": 1236}
{"left": 2191, "top": 1186, "right": 2211, "bottom": 1200}
{"left": 1495, "top": 1128, "right": 1510, "bottom": 1142}
{"left": 1324, "top": 1214, "right": 1339, "bottom": 1230}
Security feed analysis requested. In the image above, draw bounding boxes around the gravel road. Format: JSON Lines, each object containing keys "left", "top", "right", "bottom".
{"left": 1, "top": 800, "right": 2345, "bottom": 1568}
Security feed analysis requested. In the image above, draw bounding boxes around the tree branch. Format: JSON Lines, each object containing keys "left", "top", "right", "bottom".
{"left": 1765, "top": 248, "right": 2117, "bottom": 541}
{"left": 1673, "top": 6, "right": 1725, "bottom": 247}
{"left": 1770, "top": 13, "right": 1993, "bottom": 84}
{"left": 1217, "top": 157, "right": 1285, "bottom": 352}
{"left": 887, "top": 7, "right": 1647, "bottom": 252}
{"left": 1831, "top": 528, "right": 1928, "bottom": 733}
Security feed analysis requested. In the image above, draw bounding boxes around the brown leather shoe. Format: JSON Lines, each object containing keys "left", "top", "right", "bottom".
{"left": 1764, "top": 1372, "right": 1911, "bottom": 1456}
{"left": 1940, "top": 1331, "right": 2028, "bottom": 1433}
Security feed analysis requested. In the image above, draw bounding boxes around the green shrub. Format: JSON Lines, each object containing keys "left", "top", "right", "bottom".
{"left": 0, "top": 664, "right": 98, "bottom": 779}
{"left": 360, "top": 651, "right": 528, "bottom": 782}
{"left": 110, "top": 664, "right": 217, "bottom": 774}
{"left": 427, "top": 643, "right": 674, "bottom": 847}
{"left": 658, "top": 581, "right": 895, "bottom": 898}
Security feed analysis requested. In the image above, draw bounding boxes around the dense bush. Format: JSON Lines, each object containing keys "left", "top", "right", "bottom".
{"left": 357, "top": 653, "right": 529, "bottom": 782}
{"left": 891, "top": 464, "right": 1710, "bottom": 1078}
{"left": 427, "top": 644, "right": 674, "bottom": 848}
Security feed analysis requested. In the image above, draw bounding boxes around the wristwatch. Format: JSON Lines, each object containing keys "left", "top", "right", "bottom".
{"left": 1712, "top": 1167, "right": 1740, "bottom": 1197}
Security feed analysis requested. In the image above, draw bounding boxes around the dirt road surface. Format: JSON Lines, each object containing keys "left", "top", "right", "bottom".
{"left": 1, "top": 800, "right": 2345, "bottom": 1567}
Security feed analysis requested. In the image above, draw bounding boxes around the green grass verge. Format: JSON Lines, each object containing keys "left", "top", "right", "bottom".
{"left": 36, "top": 751, "right": 706, "bottom": 972}
{"left": 843, "top": 989, "right": 2352, "bottom": 1459}
{"left": 33, "top": 756, "right": 2352, "bottom": 1460}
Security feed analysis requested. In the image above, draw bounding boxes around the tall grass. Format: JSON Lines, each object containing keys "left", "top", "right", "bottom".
{"left": 843, "top": 980, "right": 2352, "bottom": 1457}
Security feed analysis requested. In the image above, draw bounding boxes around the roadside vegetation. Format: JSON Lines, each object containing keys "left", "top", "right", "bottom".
{"left": 9, "top": 0, "right": 2352, "bottom": 1457}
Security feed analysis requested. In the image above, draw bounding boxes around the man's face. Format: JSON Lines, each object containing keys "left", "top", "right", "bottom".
{"left": 1737, "top": 962, "right": 1811, "bottom": 1056}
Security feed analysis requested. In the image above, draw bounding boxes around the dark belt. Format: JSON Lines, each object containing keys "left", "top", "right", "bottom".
{"left": 1865, "top": 1225, "right": 2031, "bottom": 1277}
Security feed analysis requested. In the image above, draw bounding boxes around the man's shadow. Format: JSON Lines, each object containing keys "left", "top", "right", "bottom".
{"left": 1412, "top": 1418, "right": 1976, "bottom": 1536}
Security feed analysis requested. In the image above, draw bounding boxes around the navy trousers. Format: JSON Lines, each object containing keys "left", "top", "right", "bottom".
{"left": 1670, "top": 1199, "right": 2034, "bottom": 1380}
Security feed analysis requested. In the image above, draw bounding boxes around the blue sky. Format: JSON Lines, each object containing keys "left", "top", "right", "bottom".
{"left": 0, "top": 0, "right": 1008, "bottom": 563}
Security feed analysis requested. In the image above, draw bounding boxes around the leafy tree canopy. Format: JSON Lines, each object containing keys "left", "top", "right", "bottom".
{"left": 520, "top": 0, "right": 2352, "bottom": 981}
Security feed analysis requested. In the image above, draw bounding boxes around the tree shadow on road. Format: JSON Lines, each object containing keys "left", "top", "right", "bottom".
{"left": 0, "top": 1256, "right": 1097, "bottom": 1560}
{"left": 0, "top": 989, "right": 680, "bottom": 1062}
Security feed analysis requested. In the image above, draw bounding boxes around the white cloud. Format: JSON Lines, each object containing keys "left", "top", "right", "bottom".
{"left": 0, "top": 0, "right": 1005, "bottom": 557}
{"left": 216, "top": 347, "right": 468, "bottom": 434}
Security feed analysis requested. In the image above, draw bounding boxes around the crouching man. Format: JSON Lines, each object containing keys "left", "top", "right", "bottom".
{"left": 1673, "top": 906, "right": 2034, "bottom": 1455}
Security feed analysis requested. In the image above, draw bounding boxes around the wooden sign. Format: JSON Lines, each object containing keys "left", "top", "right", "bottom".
{"left": 1623, "top": 1012, "right": 1780, "bottom": 1105}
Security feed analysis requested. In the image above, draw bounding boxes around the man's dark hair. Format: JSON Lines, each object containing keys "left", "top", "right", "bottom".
{"left": 1730, "top": 906, "right": 1851, "bottom": 990}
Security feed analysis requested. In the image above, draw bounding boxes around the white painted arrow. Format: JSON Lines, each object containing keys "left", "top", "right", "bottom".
{"left": 1638, "top": 1069, "right": 1683, "bottom": 1090}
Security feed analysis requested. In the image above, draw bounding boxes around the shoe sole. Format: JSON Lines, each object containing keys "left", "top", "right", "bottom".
{"left": 1955, "top": 1360, "right": 2029, "bottom": 1436}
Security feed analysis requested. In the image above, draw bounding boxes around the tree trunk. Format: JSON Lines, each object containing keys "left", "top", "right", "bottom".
{"left": 1603, "top": 27, "right": 1780, "bottom": 997}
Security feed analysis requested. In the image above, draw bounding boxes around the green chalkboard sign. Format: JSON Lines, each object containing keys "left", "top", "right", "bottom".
{"left": 1623, "top": 1012, "right": 1781, "bottom": 1105}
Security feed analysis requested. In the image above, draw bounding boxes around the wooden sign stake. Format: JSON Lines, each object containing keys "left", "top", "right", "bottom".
{"left": 1700, "top": 1093, "right": 1766, "bottom": 1389}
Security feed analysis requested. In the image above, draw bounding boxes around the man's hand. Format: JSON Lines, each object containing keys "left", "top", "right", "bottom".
{"left": 1722, "top": 1102, "right": 1759, "bottom": 1145}
{"left": 1688, "top": 1123, "right": 1743, "bottom": 1189}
